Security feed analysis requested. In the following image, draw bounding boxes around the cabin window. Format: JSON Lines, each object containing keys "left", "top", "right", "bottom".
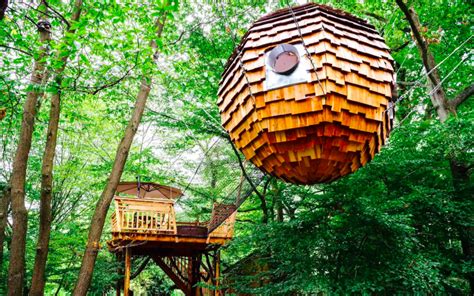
{"left": 264, "top": 43, "right": 310, "bottom": 91}
{"left": 267, "top": 44, "right": 300, "bottom": 75}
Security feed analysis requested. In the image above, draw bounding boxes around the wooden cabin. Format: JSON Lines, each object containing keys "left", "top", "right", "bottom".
{"left": 107, "top": 182, "right": 236, "bottom": 296}
{"left": 218, "top": 3, "right": 396, "bottom": 185}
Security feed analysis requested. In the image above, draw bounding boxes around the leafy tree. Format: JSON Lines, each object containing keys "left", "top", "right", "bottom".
{"left": 0, "top": 0, "right": 472, "bottom": 295}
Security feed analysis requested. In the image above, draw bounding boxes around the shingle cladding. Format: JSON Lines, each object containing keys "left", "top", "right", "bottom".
{"left": 218, "top": 3, "right": 395, "bottom": 184}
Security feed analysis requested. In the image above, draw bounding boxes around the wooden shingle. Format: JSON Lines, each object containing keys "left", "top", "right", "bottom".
{"left": 218, "top": 3, "right": 395, "bottom": 184}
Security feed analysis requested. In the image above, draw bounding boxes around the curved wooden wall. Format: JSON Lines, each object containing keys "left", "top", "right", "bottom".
{"left": 217, "top": 3, "right": 395, "bottom": 184}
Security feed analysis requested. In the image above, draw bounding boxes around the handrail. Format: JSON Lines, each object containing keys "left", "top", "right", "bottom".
{"left": 111, "top": 196, "right": 177, "bottom": 234}
{"left": 110, "top": 197, "right": 236, "bottom": 240}
{"left": 176, "top": 221, "right": 208, "bottom": 227}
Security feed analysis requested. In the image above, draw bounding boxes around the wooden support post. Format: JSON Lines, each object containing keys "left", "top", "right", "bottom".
{"left": 116, "top": 252, "right": 123, "bottom": 296}
{"left": 215, "top": 250, "right": 220, "bottom": 295}
{"left": 187, "top": 256, "right": 193, "bottom": 296}
{"left": 188, "top": 255, "right": 202, "bottom": 296}
{"left": 124, "top": 247, "right": 131, "bottom": 296}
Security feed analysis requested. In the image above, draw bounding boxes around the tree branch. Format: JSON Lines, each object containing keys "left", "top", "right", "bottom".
{"left": 449, "top": 83, "right": 474, "bottom": 110}
{"left": 238, "top": 207, "right": 260, "bottom": 213}
{"left": 0, "top": 44, "right": 32, "bottom": 56}
{"left": 227, "top": 137, "right": 264, "bottom": 200}
{"left": 0, "top": 0, "right": 8, "bottom": 20}
{"left": 395, "top": 0, "right": 449, "bottom": 120}
{"left": 43, "top": 0, "right": 70, "bottom": 28}
{"left": 392, "top": 40, "right": 410, "bottom": 52}
{"left": 362, "top": 11, "right": 386, "bottom": 22}
{"left": 91, "top": 68, "right": 133, "bottom": 95}
{"left": 131, "top": 257, "right": 150, "bottom": 280}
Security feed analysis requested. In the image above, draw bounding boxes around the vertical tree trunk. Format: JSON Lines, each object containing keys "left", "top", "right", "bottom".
{"left": 29, "top": 90, "right": 61, "bottom": 296}
{"left": 0, "top": 185, "right": 10, "bottom": 278}
{"left": 72, "top": 15, "right": 166, "bottom": 296}
{"left": 275, "top": 187, "right": 283, "bottom": 223}
{"left": 72, "top": 77, "right": 152, "bottom": 296}
{"left": 395, "top": 0, "right": 449, "bottom": 121}
{"left": 450, "top": 159, "right": 474, "bottom": 292}
{"left": 7, "top": 8, "right": 51, "bottom": 295}
{"left": 259, "top": 193, "right": 269, "bottom": 224}
{"left": 29, "top": 1, "right": 84, "bottom": 294}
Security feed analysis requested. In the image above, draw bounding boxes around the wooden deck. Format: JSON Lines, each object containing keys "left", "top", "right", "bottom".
{"left": 108, "top": 196, "right": 236, "bottom": 296}
{"left": 108, "top": 197, "right": 235, "bottom": 253}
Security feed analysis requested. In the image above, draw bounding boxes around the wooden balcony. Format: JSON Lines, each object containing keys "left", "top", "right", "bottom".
{"left": 108, "top": 196, "right": 236, "bottom": 254}
{"left": 111, "top": 196, "right": 177, "bottom": 235}
{"left": 109, "top": 182, "right": 236, "bottom": 296}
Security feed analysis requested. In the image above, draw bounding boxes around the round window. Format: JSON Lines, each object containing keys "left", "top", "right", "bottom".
{"left": 267, "top": 44, "right": 300, "bottom": 75}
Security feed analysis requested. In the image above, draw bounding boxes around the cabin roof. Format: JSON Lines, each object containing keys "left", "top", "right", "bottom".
{"left": 116, "top": 181, "right": 183, "bottom": 199}
{"left": 222, "top": 3, "right": 376, "bottom": 76}
{"left": 258, "top": 3, "right": 372, "bottom": 27}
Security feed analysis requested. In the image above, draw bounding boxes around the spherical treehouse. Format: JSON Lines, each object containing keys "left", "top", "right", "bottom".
{"left": 217, "top": 3, "right": 395, "bottom": 184}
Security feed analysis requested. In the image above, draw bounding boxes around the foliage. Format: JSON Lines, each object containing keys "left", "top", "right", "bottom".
{"left": 0, "top": 0, "right": 472, "bottom": 294}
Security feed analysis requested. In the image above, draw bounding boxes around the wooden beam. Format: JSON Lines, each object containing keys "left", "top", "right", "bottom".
{"left": 189, "top": 255, "right": 202, "bottom": 296}
{"left": 215, "top": 251, "right": 220, "bottom": 295}
{"left": 124, "top": 247, "right": 131, "bottom": 296}
{"left": 110, "top": 233, "right": 230, "bottom": 245}
{"left": 153, "top": 256, "right": 189, "bottom": 293}
{"left": 116, "top": 252, "right": 123, "bottom": 296}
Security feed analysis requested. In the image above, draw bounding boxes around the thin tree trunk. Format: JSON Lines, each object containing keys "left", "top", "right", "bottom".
{"left": 395, "top": 0, "right": 449, "bottom": 121}
{"left": 73, "top": 79, "right": 151, "bottom": 295}
{"left": 7, "top": 6, "right": 51, "bottom": 294}
{"left": 29, "top": 1, "right": 83, "bottom": 294}
{"left": 29, "top": 90, "right": 61, "bottom": 296}
{"left": 0, "top": 185, "right": 10, "bottom": 278}
{"left": 274, "top": 185, "right": 283, "bottom": 223}
{"left": 450, "top": 159, "right": 474, "bottom": 292}
{"left": 72, "top": 15, "right": 166, "bottom": 296}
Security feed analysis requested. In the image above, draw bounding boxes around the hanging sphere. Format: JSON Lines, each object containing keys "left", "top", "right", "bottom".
{"left": 217, "top": 3, "right": 396, "bottom": 185}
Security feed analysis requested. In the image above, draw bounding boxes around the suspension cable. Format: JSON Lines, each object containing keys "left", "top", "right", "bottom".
{"left": 287, "top": 2, "right": 327, "bottom": 98}
{"left": 385, "top": 34, "right": 473, "bottom": 113}
{"left": 428, "top": 52, "right": 471, "bottom": 96}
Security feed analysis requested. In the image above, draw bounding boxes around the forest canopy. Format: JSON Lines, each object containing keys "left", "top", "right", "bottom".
{"left": 0, "top": 0, "right": 473, "bottom": 295}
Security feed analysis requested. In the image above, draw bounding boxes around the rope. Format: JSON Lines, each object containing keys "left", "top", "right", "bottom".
{"left": 179, "top": 137, "right": 221, "bottom": 198}
{"left": 428, "top": 52, "right": 471, "bottom": 96}
{"left": 287, "top": 2, "right": 327, "bottom": 98}
{"left": 152, "top": 4, "right": 262, "bottom": 208}
{"left": 385, "top": 34, "right": 473, "bottom": 113}
{"left": 220, "top": 1, "right": 264, "bottom": 133}
{"left": 390, "top": 51, "right": 471, "bottom": 130}
{"left": 237, "top": 52, "right": 260, "bottom": 115}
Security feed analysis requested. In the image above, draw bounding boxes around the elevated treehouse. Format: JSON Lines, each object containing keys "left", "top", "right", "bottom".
{"left": 108, "top": 182, "right": 236, "bottom": 296}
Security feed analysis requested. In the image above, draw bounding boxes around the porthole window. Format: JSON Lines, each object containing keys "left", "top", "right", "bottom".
{"left": 267, "top": 44, "right": 300, "bottom": 75}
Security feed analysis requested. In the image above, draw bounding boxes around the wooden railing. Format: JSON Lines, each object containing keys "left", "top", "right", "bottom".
{"left": 208, "top": 211, "right": 236, "bottom": 239}
{"left": 111, "top": 196, "right": 177, "bottom": 234}
{"left": 176, "top": 221, "right": 208, "bottom": 227}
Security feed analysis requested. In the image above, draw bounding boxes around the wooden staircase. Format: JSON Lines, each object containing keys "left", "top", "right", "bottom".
{"left": 153, "top": 254, "right": 217, "bottom": 296}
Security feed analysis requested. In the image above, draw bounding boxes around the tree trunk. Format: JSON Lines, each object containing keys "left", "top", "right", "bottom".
{"left": 29, "top": 1, "right": 84, "bottom": 294}
{"left": 0, "top": 185, "right": 10, "bottom": 278}
{"left": 72, "top": 77, "right": 152, "bottom": 296}
{"left": 72, "top": 15, "right": 166, "bottom": 296}
{"left": 396, "top": 2, "right": 473, "bottom": 293}
{"left": 259, "top": 190, "right": 269, "bottom": 224}
{"left": 395, "top": 0, "right": 449, "bottom": 121}
{"left": 7, "top": 8, "right": 51, "bottom": 295}
{"left": 450, "top": 159, "right": 474, "bottom": 292}
{"left": 275, "top": 186, "right": 283, "bottom": 223}
{"left": 29, "top": 90, "right": 61, "bottom": 296}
